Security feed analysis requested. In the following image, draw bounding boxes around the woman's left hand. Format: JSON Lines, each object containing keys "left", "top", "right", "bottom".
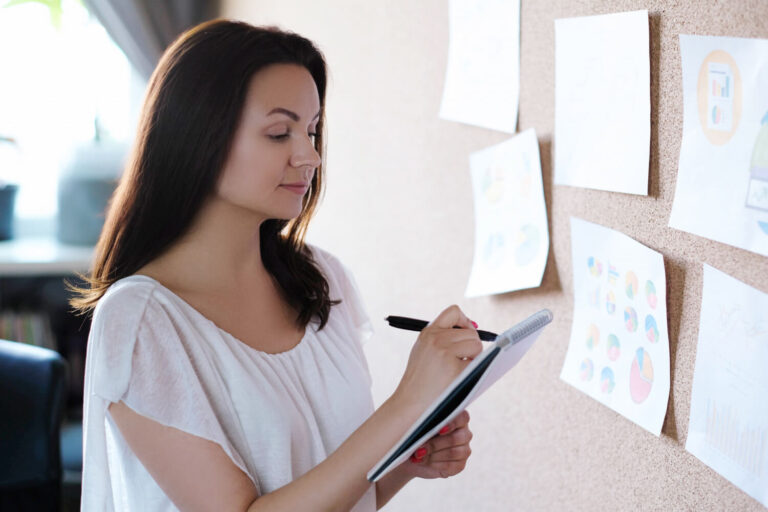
{"left": 403, "top": 410, "right": 473, "bottom": 479}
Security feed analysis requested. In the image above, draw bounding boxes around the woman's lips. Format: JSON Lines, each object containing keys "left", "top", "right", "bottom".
{"left": 280, "top": 183, "right": 309, "bottom": 195}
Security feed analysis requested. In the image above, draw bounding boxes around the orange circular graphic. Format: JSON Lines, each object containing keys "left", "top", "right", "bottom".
{"left": 697, "top": 50, "right": 742, "bottom": 145}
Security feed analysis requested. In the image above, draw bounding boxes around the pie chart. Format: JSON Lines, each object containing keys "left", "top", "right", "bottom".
{"left": 624, "top": 307, "right": 638, "bottom": 332}
{"left": 580, "top": 358, "right": 594, "bottom": 381}
{"left": 625, "top": 271, "right": 638, "bottom": 299}
{"left": 606, "top": 334, "right": 620, "bottom": 361}
{"left": 645, "top": 280, "right": 658, "bottom": 309}
{"left": 645, "top": 315, "right": 659, "bottom": 344}
{"left": 600, "top": 367, "right": 615, "bottom": 394}
{"left": 630, "top": 348, "right": 653, "bottom": 403}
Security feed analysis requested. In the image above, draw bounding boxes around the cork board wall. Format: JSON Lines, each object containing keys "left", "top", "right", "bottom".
{"left": 222, "top": 0, "right": 768, "bottom": 510}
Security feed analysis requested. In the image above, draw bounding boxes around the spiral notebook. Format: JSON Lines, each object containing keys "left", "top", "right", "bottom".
{"left": 367, "top": 309, "right": 553, "bottom": 482}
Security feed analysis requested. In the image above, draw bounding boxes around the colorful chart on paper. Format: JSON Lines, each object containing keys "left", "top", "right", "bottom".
{"left": 466, "top": 129, "right": 550, "bottom": 297}
{"left": 560, "top": 218, "right": 670, "bottom": 436}
{"left": 670, "top": 34, "right": 768, "bottom": 256}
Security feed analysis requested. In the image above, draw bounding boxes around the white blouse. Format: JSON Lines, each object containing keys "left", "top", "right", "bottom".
{"left": 80, "top": 246, "right": 377, "bottom": 511}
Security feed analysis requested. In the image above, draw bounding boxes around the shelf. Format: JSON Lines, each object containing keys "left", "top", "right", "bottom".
{"left": 0, "top": 237, "right": 94, "bottom": 276}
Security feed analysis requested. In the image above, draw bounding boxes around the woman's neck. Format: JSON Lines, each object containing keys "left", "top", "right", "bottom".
{"left": 138, "top": 197, "right": 271, "bottom": 294}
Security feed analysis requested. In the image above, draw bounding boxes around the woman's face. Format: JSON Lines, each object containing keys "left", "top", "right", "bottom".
{"left": 216, "top": 63, "right": 322, "bottom": 221}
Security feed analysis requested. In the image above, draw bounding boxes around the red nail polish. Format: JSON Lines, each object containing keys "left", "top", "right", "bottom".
{"left": 471, "top": 321, "right": 478, "bottom": 328}
{"left": 439, "top": 425, "right": 451, "bottom": 435}
{"left": 415, "top": 447, "right": 427, "bottom": 458}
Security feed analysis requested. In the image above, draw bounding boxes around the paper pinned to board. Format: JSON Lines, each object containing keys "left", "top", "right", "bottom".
{"left": 465, "top": 128, "right": 549, "bottom": 297}
{"left": 669, "top": 34, "right": 768, "bottom": 256}
{"left": 439, "top": 0, "right": 520, "bottom": 133}
{"left": 560, "top": 217, "right": 670, "bottom": 436}
{"left": 686, "top": 265, "right": 768, "bottom": 508}
{"left": 554, "top": 10, "right": 650, "bottom": 195}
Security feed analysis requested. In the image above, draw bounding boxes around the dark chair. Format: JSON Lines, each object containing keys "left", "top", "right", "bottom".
{"left": 0, "top": 339, "right": 68, "bottom": 512}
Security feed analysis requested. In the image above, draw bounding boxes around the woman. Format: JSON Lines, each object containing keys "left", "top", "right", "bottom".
{"left": 73, "top": 19, "right": 482, "bottom": 511}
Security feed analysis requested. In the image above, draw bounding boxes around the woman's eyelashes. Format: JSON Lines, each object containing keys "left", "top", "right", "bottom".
{"left": 267, "top": 129, "right": 318, "bottom": 143}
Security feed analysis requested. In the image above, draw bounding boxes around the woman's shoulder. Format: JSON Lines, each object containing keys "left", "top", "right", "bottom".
{"left": 305, "top": 242, "right": 334, "bottom": 263}
{"left": 305, "top": 243, "right": 347, "bottom": 279}
{"left": 95, "top": 275, "right": 160, "bottom": 311}
{"left": 91, "top": 275, "right": 167, "bottom": 330}
{"left": 86, "top": 277, "right": 176, "bottom": 402}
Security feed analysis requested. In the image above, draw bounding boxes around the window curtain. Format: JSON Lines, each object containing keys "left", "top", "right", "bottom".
{"left": 82, "top": 0, "right": 218, "bottom": 80}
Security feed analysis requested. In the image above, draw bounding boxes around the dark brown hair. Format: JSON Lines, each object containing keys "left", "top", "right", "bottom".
{"left": 70, "top": 19, "right": 339, "bottom": 328}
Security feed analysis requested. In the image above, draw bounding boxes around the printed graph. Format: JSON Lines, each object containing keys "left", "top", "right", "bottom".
{"left": 707, "top": 63, "right": 733, "bottom": 132}
{"left": 710, "top": 64, "right": 731, "bottom": 98}
{"left": 696, "top": 50, "right": 742, "bottom": 145}
{"left": 705, "top": 399, "right": 767, "bottom": 478}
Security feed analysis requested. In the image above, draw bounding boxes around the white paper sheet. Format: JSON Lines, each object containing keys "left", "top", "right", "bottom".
{"left": 669, "top": 35, "right": 768, "bottom": 256}
{"left": 686, "top": 265, "right": 768, "bottom": 507}
{"left": 465, "top": 129, "right": 549, "bottom": 297}
{"left": 438, "top": 0, "right": 520, "bottom": 134}
{"left": 554, "top": 10, "right": 650, "bottom": 195}
{"left": 560, "top": 218, "right": 670, "bottom": 435}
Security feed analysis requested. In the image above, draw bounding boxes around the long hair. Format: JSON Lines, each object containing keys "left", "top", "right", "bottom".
{"left": 70, "top": 19, "right": 339, "bottom": 329}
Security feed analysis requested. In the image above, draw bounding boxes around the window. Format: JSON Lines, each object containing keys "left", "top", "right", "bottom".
{"left": 0, "top": 0, "right": 143, "bottom": 233}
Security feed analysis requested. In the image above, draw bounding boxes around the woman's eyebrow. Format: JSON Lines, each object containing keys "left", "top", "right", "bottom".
{"left": 267, "top": 107, "right": 321, "bottom": 122}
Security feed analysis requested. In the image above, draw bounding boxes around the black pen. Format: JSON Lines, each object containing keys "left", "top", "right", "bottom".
{"left": 385, "top": 316, "right": 498, "bottom": 341}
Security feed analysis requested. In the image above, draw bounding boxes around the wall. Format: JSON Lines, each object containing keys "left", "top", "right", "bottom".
{"left": 221, "top": 1, "right": 768, "bottom": 510}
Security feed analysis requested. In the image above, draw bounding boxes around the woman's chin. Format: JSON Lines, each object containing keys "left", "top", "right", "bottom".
{"left": 268, "top": 206, "right": 303, "bottom": 222}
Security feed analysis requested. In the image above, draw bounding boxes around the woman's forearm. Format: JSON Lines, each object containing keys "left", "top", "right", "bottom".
{"left": 247, "top": 393, "right": 421, "bottom": 512}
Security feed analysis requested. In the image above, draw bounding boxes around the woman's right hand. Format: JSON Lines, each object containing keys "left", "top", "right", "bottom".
{"left": 393, "top": 305, "right": 483, "bottom": 411}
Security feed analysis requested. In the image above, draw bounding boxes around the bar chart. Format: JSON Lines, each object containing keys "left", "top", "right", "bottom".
{"left": 705, "top": 398, "right": 767, "bottom": 478}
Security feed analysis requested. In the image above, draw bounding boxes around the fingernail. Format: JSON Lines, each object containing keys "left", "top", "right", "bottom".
{"left": 439, "top": 426, "right": 451, "bottom": 435}
{"left": 415, "top": 447, "right": 427, "bottom": 458}
{"left": 471, "top": 320, "right": 478, "bottom": 328}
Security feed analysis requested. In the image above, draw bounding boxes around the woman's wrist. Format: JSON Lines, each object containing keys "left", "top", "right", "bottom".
{"left": 384, "top": 387, "right": 427, "bottom": 426}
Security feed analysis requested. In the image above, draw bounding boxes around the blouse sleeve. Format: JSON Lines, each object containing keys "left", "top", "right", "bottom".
{"left": 310, "top": 245, "right": 374, "bottom": 344}
{"left": 83, "top": 281, "right": 256, "bottom": 499}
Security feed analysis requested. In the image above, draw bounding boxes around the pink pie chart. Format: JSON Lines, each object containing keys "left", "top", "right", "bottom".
{"left": 630, "top": 348, "right": 653, "bottom": 404}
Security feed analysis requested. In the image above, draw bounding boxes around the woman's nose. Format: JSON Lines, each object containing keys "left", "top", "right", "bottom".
{"left": 290, "top": 136, "right": 322, "bottom": 169}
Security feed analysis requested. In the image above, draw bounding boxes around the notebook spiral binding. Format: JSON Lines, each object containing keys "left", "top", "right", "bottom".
{"left": 496, "top": 309, "right": 554, "bottom": 349}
